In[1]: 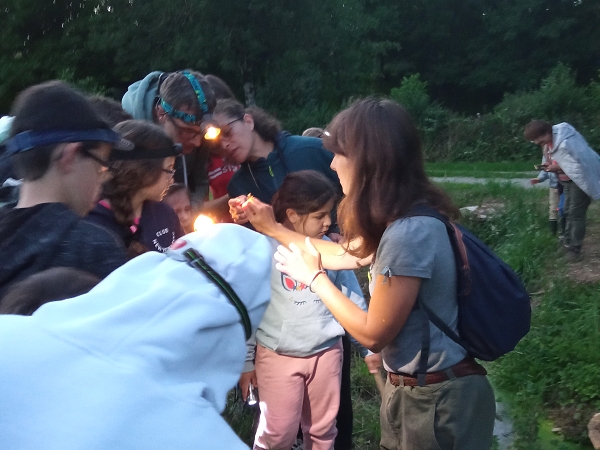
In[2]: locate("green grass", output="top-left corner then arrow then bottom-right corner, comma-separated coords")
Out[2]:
350,352 -> 382,450
439,181 -> 551,290
222,389 -> 257,446
426,161 -> 538,178
438,180 -> 599,449
538,420 -> 592,450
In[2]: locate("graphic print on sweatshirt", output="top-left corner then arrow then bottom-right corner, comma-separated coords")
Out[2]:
280,273 -> 322,305
152,227 -> 176,252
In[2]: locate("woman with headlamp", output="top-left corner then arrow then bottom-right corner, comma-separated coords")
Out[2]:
215,99 -> 340,218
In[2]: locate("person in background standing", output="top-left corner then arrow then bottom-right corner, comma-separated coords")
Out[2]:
525,120 -> 600,261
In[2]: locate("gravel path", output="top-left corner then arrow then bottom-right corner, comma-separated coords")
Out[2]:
432,176 -> 545,189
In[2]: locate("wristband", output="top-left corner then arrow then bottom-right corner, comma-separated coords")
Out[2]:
309,269 -> 327,293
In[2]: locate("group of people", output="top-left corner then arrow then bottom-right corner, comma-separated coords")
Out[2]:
526,120 -> 600,261
1,68 -> 560,450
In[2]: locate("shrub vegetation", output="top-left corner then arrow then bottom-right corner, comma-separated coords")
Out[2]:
387,64 -> 600,163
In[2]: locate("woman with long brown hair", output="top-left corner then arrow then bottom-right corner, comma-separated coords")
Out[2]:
240,97 -> 496,450
86,120 -> 184,257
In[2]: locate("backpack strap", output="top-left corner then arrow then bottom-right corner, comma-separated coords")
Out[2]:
416,301 -> 431,387
418,300 -> 465,350
404,205 -> 471,380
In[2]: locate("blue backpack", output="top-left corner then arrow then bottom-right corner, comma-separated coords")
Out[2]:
406,206 -> 531,373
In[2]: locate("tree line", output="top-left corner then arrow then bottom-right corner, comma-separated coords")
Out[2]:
1,0 -> 599,159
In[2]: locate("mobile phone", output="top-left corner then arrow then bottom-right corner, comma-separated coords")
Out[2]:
534,164 -> 548,171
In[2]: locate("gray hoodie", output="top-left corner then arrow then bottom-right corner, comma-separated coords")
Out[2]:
551,122 -> 600,199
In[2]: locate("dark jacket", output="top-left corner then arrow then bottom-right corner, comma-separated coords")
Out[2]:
227,132 -> 341,203
0,203 -> 127,301
85,201 -> 184,254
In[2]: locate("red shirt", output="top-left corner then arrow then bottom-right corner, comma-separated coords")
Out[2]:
207,156 -> 239,223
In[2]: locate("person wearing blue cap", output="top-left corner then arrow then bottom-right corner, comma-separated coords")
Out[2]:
85,120 -> 186,257
0,80 -> 134,302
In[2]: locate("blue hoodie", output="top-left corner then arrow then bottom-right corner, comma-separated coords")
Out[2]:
227,132 -> 340,204
0,224 -> 272,450
121,71 -> 162,121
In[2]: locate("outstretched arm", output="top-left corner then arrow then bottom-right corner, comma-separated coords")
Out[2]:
275,239 -> 420,352
241,196 -> 372,270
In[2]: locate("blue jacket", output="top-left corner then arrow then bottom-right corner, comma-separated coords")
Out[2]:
0,224 -> 272,450
121,71 -> 162,121
536,154 -> 559,189
227,132 -> 341,203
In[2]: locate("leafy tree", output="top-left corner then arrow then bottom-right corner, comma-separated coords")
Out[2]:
1,0 -> 599,118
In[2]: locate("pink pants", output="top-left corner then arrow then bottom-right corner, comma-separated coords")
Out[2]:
253,340 -> 343,450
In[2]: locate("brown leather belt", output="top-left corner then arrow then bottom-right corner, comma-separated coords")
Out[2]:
388,358 -> 487,387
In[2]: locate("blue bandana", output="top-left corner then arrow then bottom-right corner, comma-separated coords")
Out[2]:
5,129 -> 133,155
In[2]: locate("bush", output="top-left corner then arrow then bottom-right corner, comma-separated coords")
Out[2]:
390,74 -> 456,160
388,64 -> 600,162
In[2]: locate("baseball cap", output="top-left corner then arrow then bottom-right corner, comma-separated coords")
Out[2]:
5,81 -> 133,156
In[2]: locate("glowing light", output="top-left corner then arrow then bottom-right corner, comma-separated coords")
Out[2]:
241,193 -> 254,208
194,214 -> 215,232
204,126 -> 221,140
247,382 -> 258,406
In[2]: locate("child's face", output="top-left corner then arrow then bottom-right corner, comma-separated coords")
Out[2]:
141,157 -> 176,203
291,199 -> 334,239
163,190 -> 193,233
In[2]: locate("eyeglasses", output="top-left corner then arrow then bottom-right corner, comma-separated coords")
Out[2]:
219,118 -> 242,140
162,168 -> 176,179
80,148 -> 113,174
167,116 -> 202,141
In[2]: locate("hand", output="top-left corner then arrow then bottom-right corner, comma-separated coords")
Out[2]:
228,196 -> 249,224
530,178 -> 540,185
327,232 -> 344,244
274,237 -> 323,286
364,353 -> 383,374
244,197 -> 278,234
238,370 -> 257,402
545,162 -> 561,173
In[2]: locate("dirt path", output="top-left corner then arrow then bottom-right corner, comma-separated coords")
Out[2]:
566,201 -> 600,283
431,176 -> 545,189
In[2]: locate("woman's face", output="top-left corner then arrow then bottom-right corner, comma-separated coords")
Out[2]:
142,157 -> 176,202
330,153 -> 352,195
214,113 -> 255,164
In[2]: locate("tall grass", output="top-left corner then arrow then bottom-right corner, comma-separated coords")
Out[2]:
349,352 -> 381,450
